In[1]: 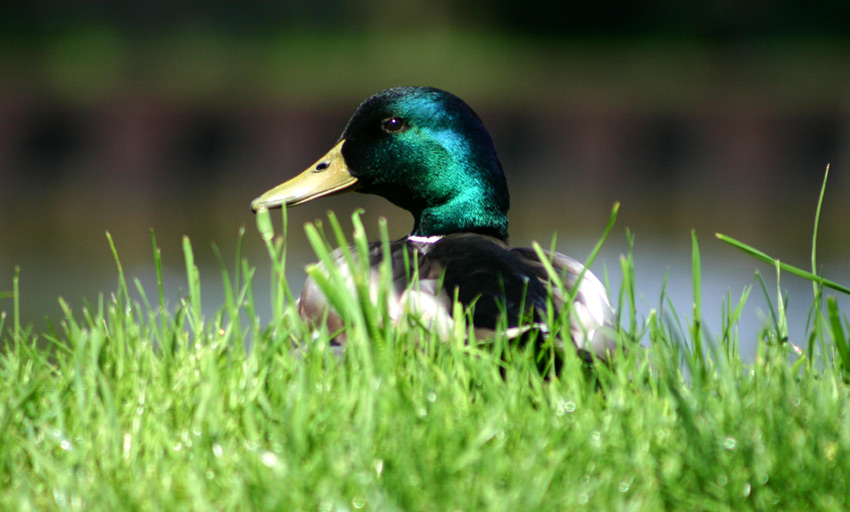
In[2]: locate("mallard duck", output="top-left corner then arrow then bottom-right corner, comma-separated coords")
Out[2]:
252,86 -> 616,361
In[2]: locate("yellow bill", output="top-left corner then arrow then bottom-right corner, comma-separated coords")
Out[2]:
251,140 -> 359,211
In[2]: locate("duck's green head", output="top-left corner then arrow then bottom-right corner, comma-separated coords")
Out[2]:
252,86 -> 510,240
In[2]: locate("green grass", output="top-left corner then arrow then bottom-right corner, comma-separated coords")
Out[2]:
3,190 -> 850,510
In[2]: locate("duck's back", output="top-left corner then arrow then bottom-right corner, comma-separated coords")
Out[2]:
297,233 -> 616,360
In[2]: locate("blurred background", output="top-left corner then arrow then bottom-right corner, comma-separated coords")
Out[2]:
2,1 -> 849,355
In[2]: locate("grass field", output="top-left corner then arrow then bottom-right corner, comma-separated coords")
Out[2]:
2,187 -> 850,510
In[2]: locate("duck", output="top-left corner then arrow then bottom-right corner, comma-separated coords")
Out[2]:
252,86 -> 617,362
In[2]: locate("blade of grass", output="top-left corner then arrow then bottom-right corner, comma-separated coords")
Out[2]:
618,229 -> 637,339
105,232 -> 129,305
302,221 -> 359,333
720,285 -> 751,355
148,230 -> 174,359
13,266 -> 20,342
715,233 -> 850,296
808,165 -> 830,361
826,296 -> 850,381
773,260 -> 789,345
690,230 -> 705,379
811,164 -> 829,299
212,243 -> 241,345
151,230 -> 166,317
255,206 -> 294,321
183,236 -> 203,338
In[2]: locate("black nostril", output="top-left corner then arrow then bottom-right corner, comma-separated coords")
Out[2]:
315,162 -> 329,172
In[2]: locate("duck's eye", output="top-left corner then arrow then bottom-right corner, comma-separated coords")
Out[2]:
381,117 -> 407,133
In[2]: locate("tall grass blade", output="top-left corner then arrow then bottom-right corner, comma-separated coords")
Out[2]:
13,266 -> 20,342
808,165 -> 830,360
773,260 -> 789,346
150,230 -> 166,315
149,230 -> 173,357
618,229 -> 637,338
255,206 -> 294,322
212,243 -> 240,345
182,236 -> 203,337
715,233 -> 850,296
811,164 -> 829,298
690,230 -> 705,375
105,232 -> 129,304
826,297 -> 850,381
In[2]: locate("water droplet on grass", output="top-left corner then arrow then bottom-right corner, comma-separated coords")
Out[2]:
123,433 -> 132,459
260,451 -> 278,468
591,430 -> 601,448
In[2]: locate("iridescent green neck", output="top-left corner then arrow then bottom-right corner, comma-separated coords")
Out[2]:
412,186 -> 509,240
355,144 -> 511,240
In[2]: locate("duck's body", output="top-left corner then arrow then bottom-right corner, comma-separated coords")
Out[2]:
253,87 -> 616,360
